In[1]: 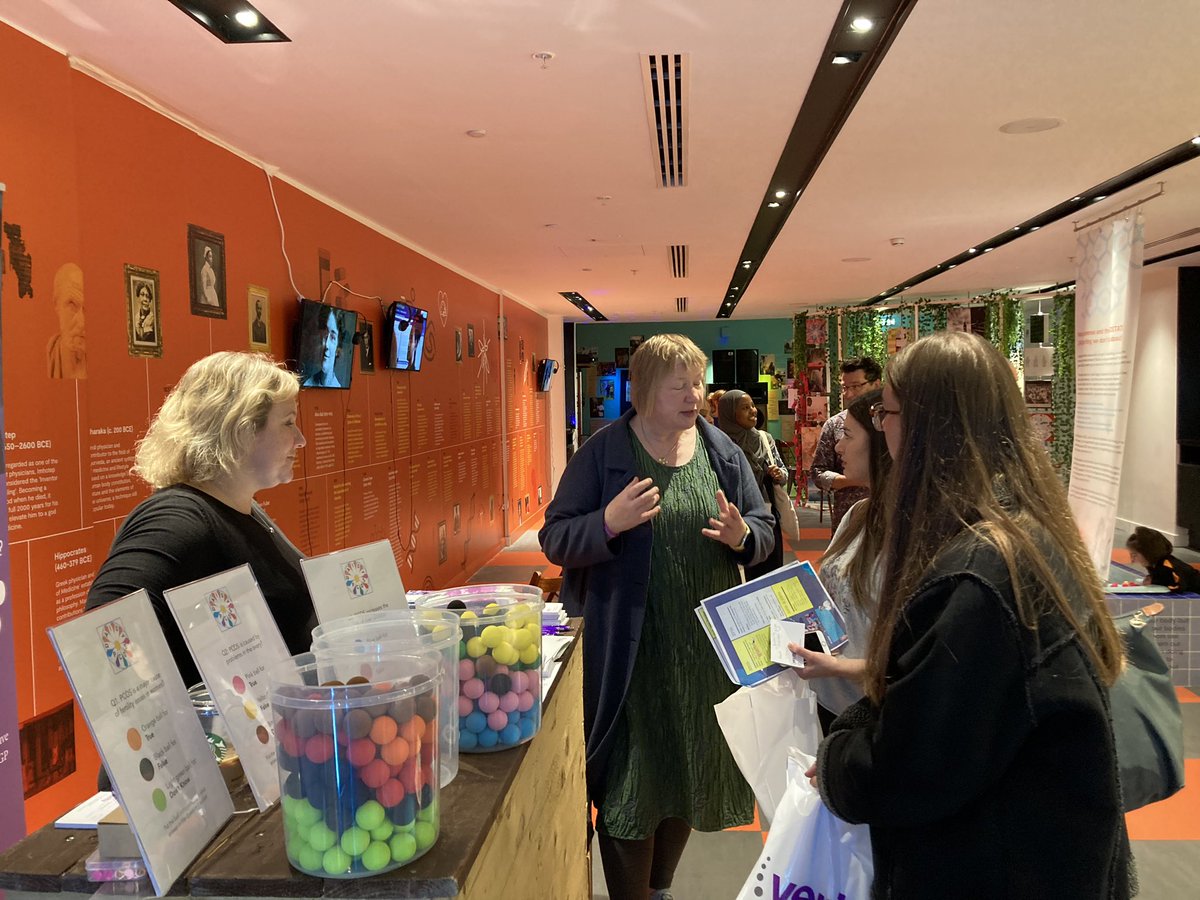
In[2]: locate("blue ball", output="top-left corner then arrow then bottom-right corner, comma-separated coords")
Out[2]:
519,717 -> 538,740
477,728 -> 499,749
459,728 -> 478,750
500,724 -> 521,745
507,710 -> 521,727
464,711 -> 487,734
387,793 -> 416,826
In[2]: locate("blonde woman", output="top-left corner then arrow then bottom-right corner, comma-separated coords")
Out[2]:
540,334 -> 773,900
87,352 -> 315,689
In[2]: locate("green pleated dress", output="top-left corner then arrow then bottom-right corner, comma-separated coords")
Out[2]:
595,431 -> 755,840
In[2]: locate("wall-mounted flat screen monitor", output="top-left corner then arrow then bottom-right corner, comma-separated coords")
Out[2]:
536,358 -> 558,392
383,301 -> 429,371
296,299 -> 357,389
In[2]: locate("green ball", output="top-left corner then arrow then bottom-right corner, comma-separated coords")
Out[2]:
389,831 -> 417,864
355,800 -> 386,832
413,820 -> 437,851
370,821 -> 395,842
307,823 -> 337,852
361,841 -> 392,872
392,820 -> 416,833
295,798 -> 323,825
416,799 -> 439,824
340,826 -> 371,857
295,820 -> 313,844
280,794 -> 298,820
296,843 -> 323,873
285,834 -> 305,859
322,845 -> 352,875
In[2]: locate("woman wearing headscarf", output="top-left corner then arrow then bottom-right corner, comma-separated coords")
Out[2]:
717,389 -> 786,580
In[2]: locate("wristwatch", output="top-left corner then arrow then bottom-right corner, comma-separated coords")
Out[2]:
732,523 -> 751,553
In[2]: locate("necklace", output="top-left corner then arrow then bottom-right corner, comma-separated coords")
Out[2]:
637,420 -> 686,465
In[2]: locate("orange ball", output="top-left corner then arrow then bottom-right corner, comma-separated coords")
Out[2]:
380,736 -> 410,766
399,715 -> 425,743
369,715 -> 398,745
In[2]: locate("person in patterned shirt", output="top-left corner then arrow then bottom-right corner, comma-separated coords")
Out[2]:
811,356 -> 881,531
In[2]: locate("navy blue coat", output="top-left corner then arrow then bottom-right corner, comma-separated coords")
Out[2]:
538,410 -> 775,801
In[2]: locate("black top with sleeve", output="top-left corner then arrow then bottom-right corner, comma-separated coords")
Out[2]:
86,484 -> 317,690
1149,554 -> 1200,592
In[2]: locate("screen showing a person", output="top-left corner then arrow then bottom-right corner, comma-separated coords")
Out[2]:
536,358 -> 557,391
296,299 -> 356,389
384,302 -> 429,371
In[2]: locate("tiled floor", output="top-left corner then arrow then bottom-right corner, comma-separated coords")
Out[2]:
475,500 -> 1200,898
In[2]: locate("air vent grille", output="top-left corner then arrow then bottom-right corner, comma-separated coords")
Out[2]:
676,297 -> 688,313
670,244 -> 688,278
641,53 -> 689,188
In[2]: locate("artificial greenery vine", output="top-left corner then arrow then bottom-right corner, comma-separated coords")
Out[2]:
792,313 -> 807,380
1050,292 -> 1075,481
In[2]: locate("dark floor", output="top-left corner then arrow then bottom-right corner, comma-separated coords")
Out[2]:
475,495 -> 1200,899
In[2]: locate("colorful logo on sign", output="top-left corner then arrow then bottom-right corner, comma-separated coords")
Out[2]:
206,588 -> 239,630
97,619 -> 134,672
343,558 -> 372,598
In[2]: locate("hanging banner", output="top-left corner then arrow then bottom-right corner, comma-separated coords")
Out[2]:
0,184 -> 30,851
1067,216 -> 1144,574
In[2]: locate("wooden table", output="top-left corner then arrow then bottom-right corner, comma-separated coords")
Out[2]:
0,627 -> 589,899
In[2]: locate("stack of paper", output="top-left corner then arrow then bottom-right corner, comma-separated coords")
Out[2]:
695,560 -> 848,687
542,602 -> 568,626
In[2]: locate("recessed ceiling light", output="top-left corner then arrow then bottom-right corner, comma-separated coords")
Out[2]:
466,129 -> 487,138
167,1 -> 288,42
1030,226 -> 1041,231
948,264 -> 957,269
984,247 -> 994,252
1012,226 -> 1021,231
596,195 -> 612,201
968,248 -> 978,253
1072,196 -> 1083,202
742,260 -> 752,265
1093,195 -> 1108,201
831,55 -> 852,65
234,9 -> 259,27
733,286 -> 740,290
849,17 -> 874,33
774,190 -> 788,199
998,117 -> 1064,134
1193,136 -> 1200,145
841,257 -> 871,263
767,201 -> 781,208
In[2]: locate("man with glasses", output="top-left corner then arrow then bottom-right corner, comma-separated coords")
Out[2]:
811,356 -> 882,531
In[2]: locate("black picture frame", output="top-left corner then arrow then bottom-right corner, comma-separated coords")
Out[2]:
187,224 -> 227,319
125,264 -> 162,358
359,322 -> 375,373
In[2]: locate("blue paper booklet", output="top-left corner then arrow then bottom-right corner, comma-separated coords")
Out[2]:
695,560 -> 848,686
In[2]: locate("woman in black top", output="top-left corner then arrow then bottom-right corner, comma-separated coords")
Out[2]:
87,351 -> 316,690
1126,525 -> 1200,592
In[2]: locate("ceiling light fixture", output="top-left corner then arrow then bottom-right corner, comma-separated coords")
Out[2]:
1193,136 -> 1200,145
968,247 -> 978,253
984,247 -> 994,252
532,50 -> 556,69
849,17 -> 874,32
774,190 -> 788,198
998,117 -> 1064,134
1093,194 -> 1108,201
167,1 -> 288,42
465,129 -> 487,138
831,53 -> 861,65
767,201 -> 781,208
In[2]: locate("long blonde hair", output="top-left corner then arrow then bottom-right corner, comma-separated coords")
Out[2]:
864,332 -> 1123,703
134,352 -> 299,489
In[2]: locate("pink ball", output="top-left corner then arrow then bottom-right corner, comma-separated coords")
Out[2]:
477,691 -> 500,714
487,710 -> 508,732
462,677 -> 485,700
499,691 -> 519,713
511,671 -> 528,694
458,659 -> 475,681
518,690 -> 536,712
457,696 -> 473,718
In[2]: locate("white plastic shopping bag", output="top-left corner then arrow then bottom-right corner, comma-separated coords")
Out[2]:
736,749 -> 873,900
715,668 -> 822,824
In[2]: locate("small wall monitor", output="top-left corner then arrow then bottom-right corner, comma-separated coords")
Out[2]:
296,298 -> 357,389
383,301 -> 429,371
536,358 -> 559,392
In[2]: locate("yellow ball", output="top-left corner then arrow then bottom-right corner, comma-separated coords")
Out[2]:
466,636 -> 487,658
481,625 -> 503,648
512,630 -> 533,651
520,644 -> 540,666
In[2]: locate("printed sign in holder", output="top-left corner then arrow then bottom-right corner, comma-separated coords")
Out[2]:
300,538 -> 408,623
165,564 -> 291,811
46,590 -> 234,896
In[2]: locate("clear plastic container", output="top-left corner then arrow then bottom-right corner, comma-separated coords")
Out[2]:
418,589 -> 544,753
269,650 -> 440,878
311,609 -> 461,787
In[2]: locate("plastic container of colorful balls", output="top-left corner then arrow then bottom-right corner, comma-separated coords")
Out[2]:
311,609 -> 461,787
269,649 -> 440,878
418,586 -> 544,753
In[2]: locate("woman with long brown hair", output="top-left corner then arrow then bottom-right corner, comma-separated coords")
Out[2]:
814,332 -> 1131,897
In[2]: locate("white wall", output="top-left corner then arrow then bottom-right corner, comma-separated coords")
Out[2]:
546,315 -> 567,493
1116,265 -> 1179,542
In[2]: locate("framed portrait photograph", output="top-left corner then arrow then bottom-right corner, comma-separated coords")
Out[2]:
614,347 -> 630,368
437,521 -> 448,564
187,224 -> 227,319
125,264 -> 162,358
455,328 -> 463,362
247,284 -> 270,351
359,322 -> 375,372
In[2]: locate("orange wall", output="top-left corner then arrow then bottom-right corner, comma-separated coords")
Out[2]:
0,23 -> 550,831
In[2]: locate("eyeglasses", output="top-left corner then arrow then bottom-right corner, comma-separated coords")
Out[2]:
840,378 -> 877,394
870,401 -> 899,431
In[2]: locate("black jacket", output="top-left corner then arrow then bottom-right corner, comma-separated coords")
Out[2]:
817,535 -> 1133,899
538,411 -> 774,801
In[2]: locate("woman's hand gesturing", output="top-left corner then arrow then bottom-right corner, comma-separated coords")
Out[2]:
603,477 -> 661,536
702,489 -> 749,548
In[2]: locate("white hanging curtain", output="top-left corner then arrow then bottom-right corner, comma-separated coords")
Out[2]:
1067,215 -> 1145,575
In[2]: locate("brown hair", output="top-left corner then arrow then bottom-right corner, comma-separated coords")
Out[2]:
821,389 -> 889,606
864,332 -> 1123,703
628,334 -> 708,418
1126,526 -> 1172,566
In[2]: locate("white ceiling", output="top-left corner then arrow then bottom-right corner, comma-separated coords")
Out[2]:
5,0 -> 1200,321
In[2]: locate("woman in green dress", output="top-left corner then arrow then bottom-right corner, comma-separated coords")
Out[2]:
540,334 -> 775,900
